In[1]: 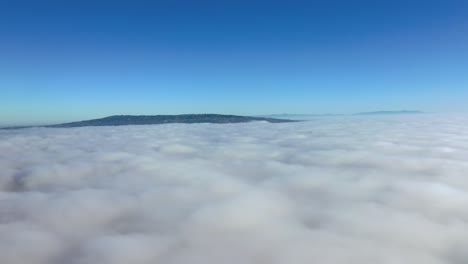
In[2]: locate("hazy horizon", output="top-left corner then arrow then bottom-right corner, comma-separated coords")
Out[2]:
0,109 -> 438,127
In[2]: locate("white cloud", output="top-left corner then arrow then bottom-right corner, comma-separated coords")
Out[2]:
1,114 -> 468,264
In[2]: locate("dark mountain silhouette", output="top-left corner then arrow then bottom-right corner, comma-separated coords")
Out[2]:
1,114 -> 296,129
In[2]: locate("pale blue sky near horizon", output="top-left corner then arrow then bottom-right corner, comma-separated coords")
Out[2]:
1,0 -> 468,126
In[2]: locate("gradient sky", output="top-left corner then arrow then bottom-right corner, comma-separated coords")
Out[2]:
1,0 -> 468,125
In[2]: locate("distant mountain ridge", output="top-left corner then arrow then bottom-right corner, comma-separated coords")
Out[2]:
259,111 -> 424,119
2,114 -> 296,129
259,114 -> 343,120
1,112 -> 426,129
353,110 -> 423,116
260,113 -> 343,117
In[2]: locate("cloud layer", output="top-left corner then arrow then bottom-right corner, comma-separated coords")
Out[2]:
1,114 -> 468,264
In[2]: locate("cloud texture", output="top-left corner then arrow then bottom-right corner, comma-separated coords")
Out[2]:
1,114 -> 468,264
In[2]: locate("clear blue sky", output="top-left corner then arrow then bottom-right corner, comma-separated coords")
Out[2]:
1,0 -> 467,125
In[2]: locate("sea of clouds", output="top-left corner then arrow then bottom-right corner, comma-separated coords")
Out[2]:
1,114 -> 468,264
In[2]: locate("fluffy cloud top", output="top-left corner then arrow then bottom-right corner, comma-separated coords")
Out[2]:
1,114 -> 468,264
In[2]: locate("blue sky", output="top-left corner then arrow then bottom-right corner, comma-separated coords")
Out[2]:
1,0 -> 468,125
